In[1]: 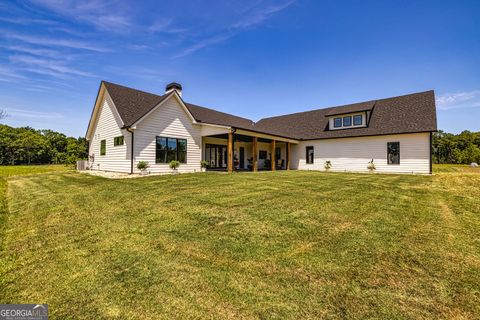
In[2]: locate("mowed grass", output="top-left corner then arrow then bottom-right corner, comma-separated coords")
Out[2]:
0,165 -> 479,319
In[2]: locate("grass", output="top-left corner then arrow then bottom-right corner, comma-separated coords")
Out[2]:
0,164 -> 479,319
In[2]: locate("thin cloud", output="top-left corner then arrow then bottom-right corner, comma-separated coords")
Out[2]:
436,90 -> 480,110
28,0 -> 132,32
5,33 -> 109,52
1,44 -> 62,58
172,0 -> 296,59
172,33 -> 234,59
5,107 -> 64,119
10,54 -> 94,78
232,0 -> 296,29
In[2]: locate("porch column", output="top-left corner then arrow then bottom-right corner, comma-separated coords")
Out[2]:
228,132 -> 233,173
287,142 -> 291,170
252,137 -> 258,172
271,139 -> 276,171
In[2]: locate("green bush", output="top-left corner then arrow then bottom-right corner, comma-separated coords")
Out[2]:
137,161 -> 150,170
200,160 -> 208,168
169,160 -> 180,170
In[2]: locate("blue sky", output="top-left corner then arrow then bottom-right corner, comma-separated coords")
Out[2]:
0,0 -> 479,137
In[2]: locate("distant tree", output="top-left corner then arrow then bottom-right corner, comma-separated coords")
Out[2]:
0,124 -> 88,165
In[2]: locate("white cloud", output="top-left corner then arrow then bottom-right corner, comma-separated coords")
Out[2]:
172,33 -> 234,59
5,33 -> 109,52
436,90 -> 480,110
28,0 -> 131,32
232,0 -> 296,29
9,55 -> 94,78
5,107 -> 63,119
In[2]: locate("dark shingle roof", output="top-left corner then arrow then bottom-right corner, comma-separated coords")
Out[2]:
100,81 -> 437,140
184,102 -> 254,130
103,81 -> 170,127
255,90 -> 437,140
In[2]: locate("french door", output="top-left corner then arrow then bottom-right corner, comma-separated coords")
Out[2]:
205,144 -> 228,169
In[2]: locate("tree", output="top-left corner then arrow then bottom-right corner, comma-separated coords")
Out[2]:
0,109 -> 7,120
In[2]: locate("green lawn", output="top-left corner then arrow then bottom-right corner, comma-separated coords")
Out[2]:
0,165 -> 479,319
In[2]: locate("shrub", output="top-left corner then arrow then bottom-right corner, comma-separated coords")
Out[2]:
324,160 -> 332,170
367,159 -> 376,171
137,161 -> 150,170
200,160 -> 208,168
169,160 -> 180,170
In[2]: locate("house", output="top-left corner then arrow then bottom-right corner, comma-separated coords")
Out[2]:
85,81 -> 437,174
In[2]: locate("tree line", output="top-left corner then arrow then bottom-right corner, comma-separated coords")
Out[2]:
432,130 -> 480,164
0,124 -> 88,165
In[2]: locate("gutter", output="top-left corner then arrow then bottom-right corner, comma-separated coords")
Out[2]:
125,126 -> 135,174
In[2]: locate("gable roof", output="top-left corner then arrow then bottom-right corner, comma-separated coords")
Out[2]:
94,81 -> 436,140
103,81 -> 171,127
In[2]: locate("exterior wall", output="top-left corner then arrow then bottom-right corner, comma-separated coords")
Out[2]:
134,96 -> 202,173
88,92 -> 131,173
291,132 -> 431,174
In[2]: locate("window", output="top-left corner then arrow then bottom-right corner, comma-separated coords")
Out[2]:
387,142 -> 400,165
259,150 -> 267,160
114,136 -> 124,146
100,139 -> 106,156
353,115 -> 362,126
306,146 -> 314,164
334,117 -> 342,128
343,116 -> 352,127
275,147 -> 281,160
156,137 -> 187,163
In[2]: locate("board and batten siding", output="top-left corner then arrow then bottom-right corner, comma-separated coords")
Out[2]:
133,96 -> 202,173
88,92 -> 131,173
291,132 -> 431,174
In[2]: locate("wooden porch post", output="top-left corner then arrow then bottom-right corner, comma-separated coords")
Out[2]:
287,142 -> 291,170
228,132 -> 233,173
271,139 -> 276,171
252,137 -> 258,172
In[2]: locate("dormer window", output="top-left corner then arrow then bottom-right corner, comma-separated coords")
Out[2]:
334,118 -> 342,128
353,115 -> 362,126
329,112 -> 367,130
343,116 -> 352,126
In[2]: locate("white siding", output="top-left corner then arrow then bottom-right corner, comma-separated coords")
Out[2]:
291,132 -> 431,174
134,96 -> 202,173
88,92 -> 131,173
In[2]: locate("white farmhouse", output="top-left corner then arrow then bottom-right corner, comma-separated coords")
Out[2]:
86,81 -> 437,174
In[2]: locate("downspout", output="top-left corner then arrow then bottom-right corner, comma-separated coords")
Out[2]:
429,131 -> 433,175
126,127 -> 134,174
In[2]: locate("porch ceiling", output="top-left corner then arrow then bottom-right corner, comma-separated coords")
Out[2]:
203,129 -> 299,144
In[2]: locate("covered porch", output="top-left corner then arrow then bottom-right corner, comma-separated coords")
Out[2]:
202,129 -> 298,172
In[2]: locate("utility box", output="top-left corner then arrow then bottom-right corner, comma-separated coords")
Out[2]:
76,160 -> 89,171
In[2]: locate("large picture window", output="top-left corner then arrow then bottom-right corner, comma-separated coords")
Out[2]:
306,146 -> 314,164
156,137 -> 187,163
387,142 -> 400,165
100,139 -> 106,156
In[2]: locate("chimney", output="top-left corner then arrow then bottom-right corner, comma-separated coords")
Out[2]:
165,82 -> 182,97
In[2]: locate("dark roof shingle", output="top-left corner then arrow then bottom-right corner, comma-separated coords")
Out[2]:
100,81 -> 437,140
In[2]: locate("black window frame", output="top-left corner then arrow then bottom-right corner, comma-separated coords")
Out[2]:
353,115 -> 362,126
306,146 -> 314,164
387,142 -> 400,165
113,136 -> 124,146
342,116 -> 352,127
333,117 -> 342,128
155,136 -> 187,164
100,139 -> 106,156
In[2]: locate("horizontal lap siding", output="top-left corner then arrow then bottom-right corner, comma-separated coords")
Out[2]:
134,97 -> 202,173
291,133 -> 430,174
89,93 -> 131,173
